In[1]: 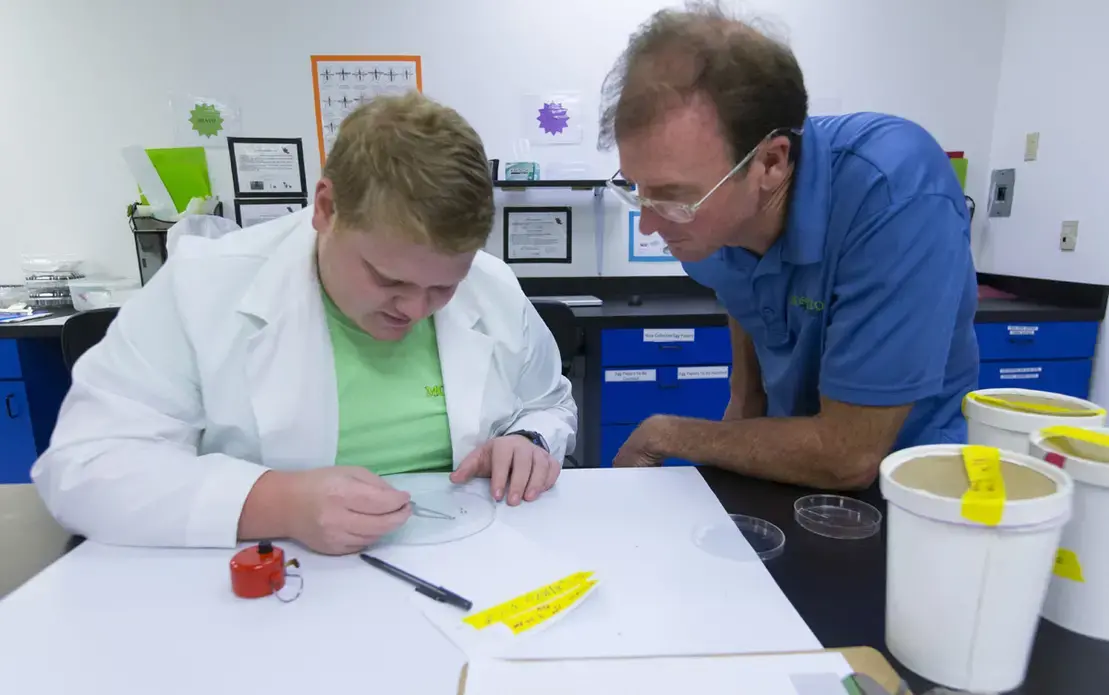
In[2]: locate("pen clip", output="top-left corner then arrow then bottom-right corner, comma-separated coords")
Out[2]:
415,584 -> 445,603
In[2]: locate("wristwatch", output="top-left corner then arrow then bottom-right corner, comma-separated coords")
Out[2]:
507,429 -> 549,453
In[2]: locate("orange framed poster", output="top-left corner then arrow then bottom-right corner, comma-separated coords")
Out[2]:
310,54 -> 423,166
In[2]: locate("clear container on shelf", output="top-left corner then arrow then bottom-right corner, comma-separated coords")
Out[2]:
20,253 -> 83,275
0,285 -> 30,309
68,276 -> 140,311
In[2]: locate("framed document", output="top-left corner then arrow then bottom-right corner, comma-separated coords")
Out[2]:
234,198 -> 308,227
503,207 -> 572,264
228,137 -> 308,198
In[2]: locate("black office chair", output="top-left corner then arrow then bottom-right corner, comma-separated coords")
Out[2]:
529,299 -> 581,377
530,299 -> 582,467
60,307 -> 120,370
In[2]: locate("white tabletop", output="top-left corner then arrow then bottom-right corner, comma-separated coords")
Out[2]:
0,468 -> 820,694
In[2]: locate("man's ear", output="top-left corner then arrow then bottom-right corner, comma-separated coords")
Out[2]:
758,136 -> 794,193
313,179 -> 337,233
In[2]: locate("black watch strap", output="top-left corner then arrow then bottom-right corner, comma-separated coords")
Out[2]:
507,429 -> 549,453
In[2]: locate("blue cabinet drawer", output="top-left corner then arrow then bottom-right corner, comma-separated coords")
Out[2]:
601,365 -> 731,424
0,340 -> 20,379
601,327 -> 731,367
600,425 -> 699,468
0,381 -> 38,484
975,321 -> 1098,361
977,359 -> 1093,399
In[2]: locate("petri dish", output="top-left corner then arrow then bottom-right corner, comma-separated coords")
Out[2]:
380,488 -> 495,546
694,513 -> 785,562
794,495 -> 882,540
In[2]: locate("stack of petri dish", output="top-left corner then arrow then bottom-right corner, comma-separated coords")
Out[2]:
21,254 -> 84,311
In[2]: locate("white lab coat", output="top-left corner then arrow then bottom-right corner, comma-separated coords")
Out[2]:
32,208 -> 576,549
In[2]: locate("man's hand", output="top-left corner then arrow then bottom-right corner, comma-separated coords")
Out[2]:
272,467 -> 413,555
450,435 -> 560,506
612,416 -> 667,467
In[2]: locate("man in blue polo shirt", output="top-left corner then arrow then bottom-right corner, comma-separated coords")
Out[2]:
599,7 -> 978,488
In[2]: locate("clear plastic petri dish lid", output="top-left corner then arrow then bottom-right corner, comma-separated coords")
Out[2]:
794,494 -> 882,540
693,513 -> 785,562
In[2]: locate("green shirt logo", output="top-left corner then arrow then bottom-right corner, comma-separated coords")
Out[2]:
790,295 -> 825,312
425,385 -> 444,397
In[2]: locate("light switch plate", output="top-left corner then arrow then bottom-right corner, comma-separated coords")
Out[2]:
1025,132 -> 1040,161
1060,220 -> 1078,251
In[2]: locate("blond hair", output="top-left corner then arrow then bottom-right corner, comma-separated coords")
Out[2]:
323,91 -> 494,254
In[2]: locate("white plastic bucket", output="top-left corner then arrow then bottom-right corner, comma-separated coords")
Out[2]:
963,388 -> 1105,455
1029,426 -> 1109,640
879,444 -> 1074,693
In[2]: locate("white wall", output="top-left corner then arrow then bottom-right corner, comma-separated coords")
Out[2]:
979,0 -> 1109,407
0,0 -> 1007,283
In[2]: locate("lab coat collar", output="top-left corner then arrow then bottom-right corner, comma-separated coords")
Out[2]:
236,209 -> 320,325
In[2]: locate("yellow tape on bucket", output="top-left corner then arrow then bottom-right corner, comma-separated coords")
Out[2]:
961,445 -> 1006,526
1041,426 -> 1109,449
1054,549 -> 1086,583
965,393 -> 1105,417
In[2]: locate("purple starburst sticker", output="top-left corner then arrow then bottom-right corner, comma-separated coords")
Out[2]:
537,101 -> 570,135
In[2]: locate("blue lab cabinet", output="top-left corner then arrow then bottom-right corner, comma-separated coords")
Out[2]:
0,338 -> 69,484
599,327 -> 732,467
597,320 -> 1101,467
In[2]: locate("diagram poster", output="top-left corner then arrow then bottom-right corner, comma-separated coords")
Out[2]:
311,55 -> 422,165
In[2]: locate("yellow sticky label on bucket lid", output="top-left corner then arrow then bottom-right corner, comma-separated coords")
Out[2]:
1054,549 -> 1085,583
965,392 -> 1105,417
961,445 -> 1006,526
1041,426 -> 1109,449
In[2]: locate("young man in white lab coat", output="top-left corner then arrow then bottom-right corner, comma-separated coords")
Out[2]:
32,93 -> 577,555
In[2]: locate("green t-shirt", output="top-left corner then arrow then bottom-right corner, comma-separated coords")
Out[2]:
322,290 -> 453,475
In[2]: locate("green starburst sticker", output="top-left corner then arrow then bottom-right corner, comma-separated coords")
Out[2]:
188,103 -> 224,138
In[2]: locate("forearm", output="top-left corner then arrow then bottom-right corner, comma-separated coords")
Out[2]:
238,470 -> 297,541
723,387 -> 767,420
650,414 -> 878,489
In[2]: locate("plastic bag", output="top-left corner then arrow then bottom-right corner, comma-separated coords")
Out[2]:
166,215 -> 242,255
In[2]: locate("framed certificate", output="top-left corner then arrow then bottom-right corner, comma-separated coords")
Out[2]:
234,198 -> 308,227
503,207 -> 572,264
228,137 -> 308,198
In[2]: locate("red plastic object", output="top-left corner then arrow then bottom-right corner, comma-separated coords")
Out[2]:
230,541 -> 288,598
1044,452 -> 1066,469
946,150 -> 965,159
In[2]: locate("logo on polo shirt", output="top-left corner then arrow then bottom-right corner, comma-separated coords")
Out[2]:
790,295 -> 824,312
425,384 -> 445,397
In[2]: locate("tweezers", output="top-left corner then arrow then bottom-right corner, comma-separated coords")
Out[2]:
410,502 -> 456,520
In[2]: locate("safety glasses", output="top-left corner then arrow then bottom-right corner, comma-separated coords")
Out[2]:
607,127 -> 802,224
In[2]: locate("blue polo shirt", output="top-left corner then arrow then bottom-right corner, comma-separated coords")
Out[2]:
684,113 -> 979,450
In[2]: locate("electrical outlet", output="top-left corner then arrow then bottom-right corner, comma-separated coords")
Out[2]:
1025,132 -> 1040,161
1060,220 -> 1078,251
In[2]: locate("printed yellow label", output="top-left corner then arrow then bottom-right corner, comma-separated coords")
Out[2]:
1054,549 -> 1086,583
965,393 -> 1105,417
1041,426 -> 1109,449
961,445 -> 1006,526
463,571 -> 594,629
503,579 -> 599,635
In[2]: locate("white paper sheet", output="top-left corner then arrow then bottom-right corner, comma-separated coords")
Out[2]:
235,200 -> 306,227
372,520 -> 598,658
462,651 -> 855,695
230,141 -> 305,196
628,210 -> 676,262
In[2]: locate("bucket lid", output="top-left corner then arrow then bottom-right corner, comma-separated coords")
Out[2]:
1029,426 -> 1109,488
879,444 -> 1073,528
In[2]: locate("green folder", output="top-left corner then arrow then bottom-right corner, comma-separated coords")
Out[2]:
950,157 -> 968,191
140,147 -> 212,213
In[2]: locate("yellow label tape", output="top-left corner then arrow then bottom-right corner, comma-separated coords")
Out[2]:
961,445 -> 1006,526
463,571 -> 594,630
1041,425 -> 1109,449
503,579 -> 599,635
965,393 -> 1105,417
1054,549 -> 1085,583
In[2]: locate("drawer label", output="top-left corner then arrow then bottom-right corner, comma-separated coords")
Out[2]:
678,366 -> 729,380
605,369 -> 657,382
999,366 -> 1041,380
643,328 -> 694,343
1007,325 -> 1039,336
